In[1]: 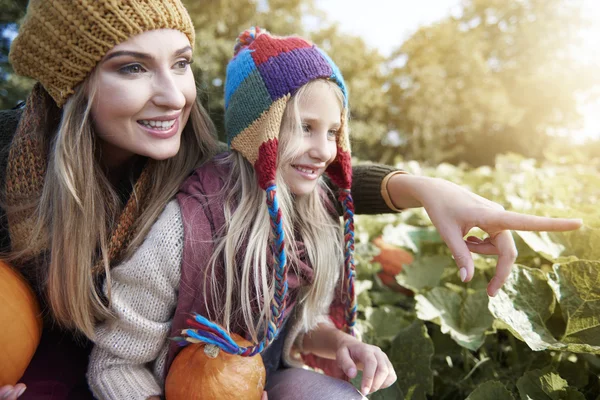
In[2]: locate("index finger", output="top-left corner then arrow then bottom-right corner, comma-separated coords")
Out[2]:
485,211 -> 582,232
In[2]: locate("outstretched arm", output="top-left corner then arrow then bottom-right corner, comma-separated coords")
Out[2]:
325,164 -> 403,216
384,173 -> 582,296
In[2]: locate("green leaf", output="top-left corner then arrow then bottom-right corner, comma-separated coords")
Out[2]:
563,388 -> 586,400
549,226 -> 600,262
382,224 -> 442,254
439,255 -> 494,291
465,380 -> 515,400
515,231 -> 566,261
390,320 -> 434,399
358,291 -> 372,312
370,290 -> 409,307
364,305 -> 413,344
516,368 -> 584,400
557,355 -> 589,389
357,280 -> 374,312
415,287 -> 494,350
491,262 -> 600,355
488,265 -> 558,351
355,242 -> 383,279
396,255 -> 452,292
368,383 -> 406,400
351,372 -> 406,400
547,260 -> 600,351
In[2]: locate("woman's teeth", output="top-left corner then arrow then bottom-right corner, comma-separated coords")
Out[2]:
294,165 -> 315,174
138,119 -> 176,130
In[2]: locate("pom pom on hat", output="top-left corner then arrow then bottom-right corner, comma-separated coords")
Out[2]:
234,26 -> 265,56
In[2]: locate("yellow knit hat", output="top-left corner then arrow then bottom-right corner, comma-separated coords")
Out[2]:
9,0 -> 195,107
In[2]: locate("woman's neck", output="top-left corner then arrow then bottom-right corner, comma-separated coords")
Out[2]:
104,155 -> 146,195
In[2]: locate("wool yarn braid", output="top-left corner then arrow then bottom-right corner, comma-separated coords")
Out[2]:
339,189 -> 356,336
175,183 -> 289,356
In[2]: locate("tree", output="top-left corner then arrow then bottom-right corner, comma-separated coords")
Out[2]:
310,25 -> 393,164
388,0 -> 600,166
0,0 -> 31,110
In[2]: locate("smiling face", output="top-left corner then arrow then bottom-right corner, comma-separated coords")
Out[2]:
90,29 -> 196,168
280,80 -> 344,196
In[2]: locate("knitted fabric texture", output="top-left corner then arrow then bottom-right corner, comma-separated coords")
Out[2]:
9,0 -> 195,107
179,27 -> 356,359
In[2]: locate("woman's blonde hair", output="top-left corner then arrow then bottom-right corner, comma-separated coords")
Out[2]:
7,70 -> 217,339
206,80 -> 347,342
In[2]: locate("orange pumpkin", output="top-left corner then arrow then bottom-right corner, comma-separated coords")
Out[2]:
0,261 -> 43,385
376,271 -> 414,296
165,333 -> 266,400
372,236 -> 414,276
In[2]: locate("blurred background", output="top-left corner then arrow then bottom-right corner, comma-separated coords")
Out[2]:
1,0 -> 599,167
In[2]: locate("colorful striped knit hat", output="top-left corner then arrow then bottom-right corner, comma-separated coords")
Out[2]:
178,27 -> 357,356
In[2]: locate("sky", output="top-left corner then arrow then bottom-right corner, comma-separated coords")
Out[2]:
315,0 -> 462,57
313,0 -> 600,142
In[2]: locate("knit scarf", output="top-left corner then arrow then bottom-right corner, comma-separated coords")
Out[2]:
4,83 -> 152,274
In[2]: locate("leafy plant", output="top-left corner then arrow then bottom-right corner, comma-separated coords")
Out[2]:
353,154 -> 600,399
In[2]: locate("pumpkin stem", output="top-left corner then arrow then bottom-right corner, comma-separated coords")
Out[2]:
204,344 -> 220,359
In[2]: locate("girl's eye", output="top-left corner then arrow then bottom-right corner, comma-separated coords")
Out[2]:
119,64 -> 146,75
327,129 -> 338,140
301,124 -> 310,133
174,59 -> 193,70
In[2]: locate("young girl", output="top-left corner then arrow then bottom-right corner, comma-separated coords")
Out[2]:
88,27 -> 393,400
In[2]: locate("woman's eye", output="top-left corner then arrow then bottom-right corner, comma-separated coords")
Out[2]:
175,59 -> 192,69
301,124 -> 310,133
119,64 -> 145,74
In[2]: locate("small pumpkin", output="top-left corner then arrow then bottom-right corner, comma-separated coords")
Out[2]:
165,333 -> 266,400
376,271 -> 414,296
0,261 -> 43,385
372,236 -> 414,276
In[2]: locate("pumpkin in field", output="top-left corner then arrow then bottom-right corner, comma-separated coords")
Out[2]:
376,271 -> 414,296
371,236 -> 414,276
0,261 -> 43,385
165,333 -> 266,400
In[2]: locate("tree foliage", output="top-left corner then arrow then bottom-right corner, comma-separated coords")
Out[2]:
388,0 -> 599,165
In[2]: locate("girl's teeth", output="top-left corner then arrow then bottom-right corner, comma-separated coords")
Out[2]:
295,166 -> 315,174
138,119 -> 176,130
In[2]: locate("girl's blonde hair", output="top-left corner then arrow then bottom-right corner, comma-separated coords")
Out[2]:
207,80 -> 347,342
7,70 -> 217,339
